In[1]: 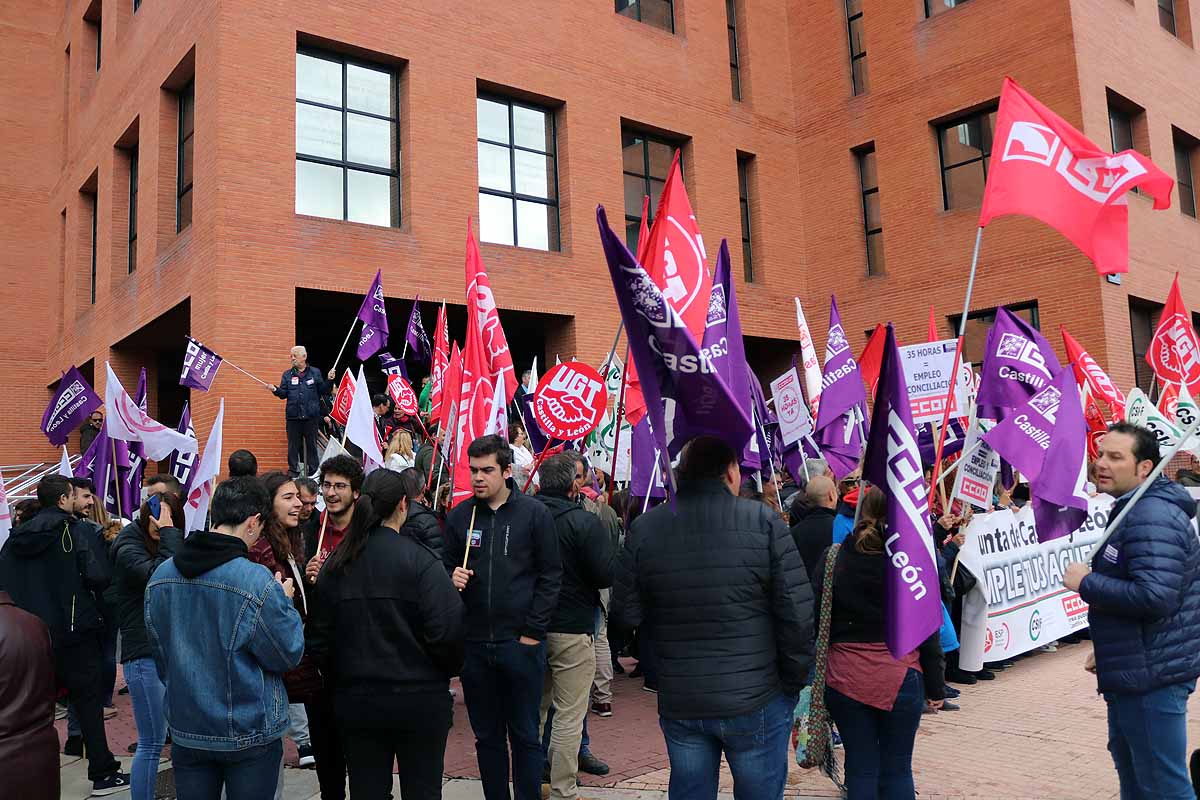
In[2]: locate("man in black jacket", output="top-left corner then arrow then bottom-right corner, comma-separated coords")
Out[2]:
270,346 -> 334,478
790,474 -> 838,583
0,475 -> 129,795
611,436 -> 813,800
446,435 -> 562,800
534,454 -> 614,800
398,467 -> 447,564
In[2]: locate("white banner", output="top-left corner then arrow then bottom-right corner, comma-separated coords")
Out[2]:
770,367 -> 814,446
957,495 -> 1113,671
952,418 -> 999,509
899,340 -> 972,425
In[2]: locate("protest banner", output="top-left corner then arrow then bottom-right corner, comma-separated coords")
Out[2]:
769,367 -> 813,446
956,495 -> 1113,671
533,362 -> 607,441
952,417 -> 999,508
899,339 -> 971,425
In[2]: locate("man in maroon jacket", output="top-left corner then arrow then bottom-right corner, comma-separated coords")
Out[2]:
0,590 -> 59,800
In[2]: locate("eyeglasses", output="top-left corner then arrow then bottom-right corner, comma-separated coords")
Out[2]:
321,481 -> 351,492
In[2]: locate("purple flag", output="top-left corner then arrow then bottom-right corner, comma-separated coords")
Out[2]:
597,207 -> 752,464
814,297 -> 867,480
378,351 -> 408,379
121,369 -> 149,516
917,419 -> 966,466
168,403 -> 199,497
629,416 -> 666,499
75,421 -> 128,516
180,337 -> 222,391
703,241 -> 757,468
745,365 -> 774,473
976,308 -> 1061,421
356,270 -> 389,360
982,366 -> 1089,541
42,365 -> 102,447
405,296 -> 432,365
862,324 -> 944,659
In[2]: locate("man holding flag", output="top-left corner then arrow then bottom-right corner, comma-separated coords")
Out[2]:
270,346 -> 334,478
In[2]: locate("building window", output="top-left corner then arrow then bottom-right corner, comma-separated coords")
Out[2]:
616,0 -> 674,33
476,96 -> 559,251
134,0 -> 141,10
936,108 -> 996,210
925,0 -> 970,16
88,193 -> 98,304
1160,0 -> 1177,34
128,147 -> 138,272
737,155 -> 754,282
177,80 -> 194,232
1174,127 -> 1198,218
949,302 -> 1039,365
621,129 -> 676,253
84,1 -> 103,72
727,0 -> 742,101
1109,107 -> 1135,153
856,145 -> 883,275
295,50 -> 400,227
846,0 -> 868,95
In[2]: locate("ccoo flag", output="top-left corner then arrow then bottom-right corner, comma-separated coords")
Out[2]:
976,308 -> 1061,421
42,365 -> 103,447
356,270 -> 389,361
862,324 -> 944,659
979,77 -> 1174,275
983,366 -> 1089,541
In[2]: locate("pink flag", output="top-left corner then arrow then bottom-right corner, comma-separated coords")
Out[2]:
1146,274 -> 1200,395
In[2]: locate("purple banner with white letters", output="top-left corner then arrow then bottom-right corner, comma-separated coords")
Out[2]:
168,403 -> 199,497
976,308 -> 1061,421
42,365 -> 102,446
179,338 -> 222,392
356,270 -> 389,360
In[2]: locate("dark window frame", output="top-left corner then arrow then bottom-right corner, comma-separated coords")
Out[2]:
1159,0 -> 1177,34
621,129 -> 678,253
476,94 -> 560,251
737,154 -> 753,282
935,108 -> 997,210
948,301 -> 1040,364
134,0 -> 141,10
88,193 -> 98,305
176,80 -> 194,232
1109,106 -> 1135,154
615,0 -> 675,33
1175,130 -> 1197,218
295,48 -> 401,227
846,0 -> 867,96
924,0 -> 971,17
726,0 -> 742,101
128,146 -> 138,273
856,145 -> 882,276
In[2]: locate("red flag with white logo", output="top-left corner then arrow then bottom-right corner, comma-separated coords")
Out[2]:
1158,381 -> 1180,419
466,223 -> 517,402
439,342 -> 462,432
429,302 -> 450,420
1061,326 -> 1127,420
980,77 -> 1174,274
1147,275 -> 1200,395
1082,384 -> 1108,460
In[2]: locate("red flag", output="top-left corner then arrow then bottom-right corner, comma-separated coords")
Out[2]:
859,324 -> 887,400
1082,383 -> 1108,460
1158,382 -> 1180,418
438,342 -> 462,431
1147,274 -> 1200,394
1061,326 -> 1127,420
623,195 -> 654,426
980,77 -> 1174,274
927,306 -> 938,343
329,371 -> 355,426
466,223 -> 517,402
428,303 -> 450,420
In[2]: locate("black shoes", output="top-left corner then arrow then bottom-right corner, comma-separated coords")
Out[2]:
578,752 -> 610,776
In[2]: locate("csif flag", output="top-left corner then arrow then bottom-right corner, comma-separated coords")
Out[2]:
104,363 -> 198,462
862,324 -> 944,659
1146,274 -> 1200,395
979,77 -> 1174,275
184,399 -> 224,535
356,270 -> 389,360
1061,326 -> 1126,419
976,308 -> 1061,421
42,365 -> 102,447
466,223 -> 517,402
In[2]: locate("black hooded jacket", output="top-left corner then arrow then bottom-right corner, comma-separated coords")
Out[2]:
401,500 -> 446,564
535,493 -> 615,635
0,507 -> 108,644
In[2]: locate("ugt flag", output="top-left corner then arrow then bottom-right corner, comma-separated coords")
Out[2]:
105,363 -> 198,462
180,337 -> 222,391
979,77 -> 1174,275
814,296 -> 867,480
862,324 -> 943,659
976,307 -> 1061,421
983,366 -> 1089,542
42,365 -> 102,447
356,270 -> 389,360
1146,274 -> 1200,395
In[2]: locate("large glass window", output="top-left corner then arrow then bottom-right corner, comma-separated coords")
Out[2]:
846,0 -> 868,95
616,0 -> 674,33
295,50 -> 400,227
737,155 -> 754,282
128,147 -> 138,273
856,145 -> 883,275
476,96 -> 559,250
177,80 -> 194,232
621,129 -> 675,253
936,109 -> 996,210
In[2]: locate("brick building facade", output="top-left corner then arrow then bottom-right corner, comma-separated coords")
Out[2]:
1,0 -> 1197,471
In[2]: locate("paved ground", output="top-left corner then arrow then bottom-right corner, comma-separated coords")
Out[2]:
60,643 -> 1199,799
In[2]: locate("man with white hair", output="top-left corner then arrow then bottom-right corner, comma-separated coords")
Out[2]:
271,346 -> 334,478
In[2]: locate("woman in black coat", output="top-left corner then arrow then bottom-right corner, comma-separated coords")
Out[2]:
306,469 -> 464,800
397,467 -> 448,565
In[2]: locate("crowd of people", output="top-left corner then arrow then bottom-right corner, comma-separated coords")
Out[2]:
1,386 -> 1198,800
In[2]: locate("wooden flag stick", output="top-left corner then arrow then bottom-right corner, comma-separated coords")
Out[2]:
461,505 -> 477,571
312,511 -> 330,581
110,438 -> 124,521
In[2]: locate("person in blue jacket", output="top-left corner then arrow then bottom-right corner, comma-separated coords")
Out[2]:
1064,422 -> 1200,800
270,346 -> 333,478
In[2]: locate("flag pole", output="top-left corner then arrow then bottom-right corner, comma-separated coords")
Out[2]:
331,316 -> 359,376
606,344 -> 631,505
110,438 -> 124,521
460,505 -> 477,574
219,357 -> 274,391
929,226 -> 984,511
522,439 -> 557,493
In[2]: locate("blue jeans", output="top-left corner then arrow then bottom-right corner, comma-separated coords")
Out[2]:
125,658 -> 167,800
659,691 -> 795,800
1105,680 -> 1197,800
172,739 -> 283,800
825,667 -> 925,800
460,639 -> 547,800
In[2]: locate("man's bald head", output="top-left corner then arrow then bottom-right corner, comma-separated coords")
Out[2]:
806,475 -> 838,510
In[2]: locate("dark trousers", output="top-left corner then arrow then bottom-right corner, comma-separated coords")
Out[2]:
54,632 -> 119,782
335,689 -> 453,800
305,690 -> 347,800
172,739 -> 282,800
286,417 -> 320,477
460,639 -> 547,800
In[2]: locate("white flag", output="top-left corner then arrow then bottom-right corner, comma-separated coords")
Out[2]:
58,446 -> 74,478
484,374 -> 509,439
0,468 -> 12,548
794,298 -> 824,413
184,399 -> 224,535
345,367 -> 384,467
319,436 -> 348,470
529,357 -> 539,391
104,362 -> 198,461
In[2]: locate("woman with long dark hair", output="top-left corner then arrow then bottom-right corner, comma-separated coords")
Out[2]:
816,486 -> 945,800
109,490 -> 186,800
307,469 -> 465,800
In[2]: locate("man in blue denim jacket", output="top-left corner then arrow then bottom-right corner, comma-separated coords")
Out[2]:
146,477 -> 305,799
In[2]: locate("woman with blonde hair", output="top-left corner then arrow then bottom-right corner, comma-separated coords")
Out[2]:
384,428 -> 416,472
